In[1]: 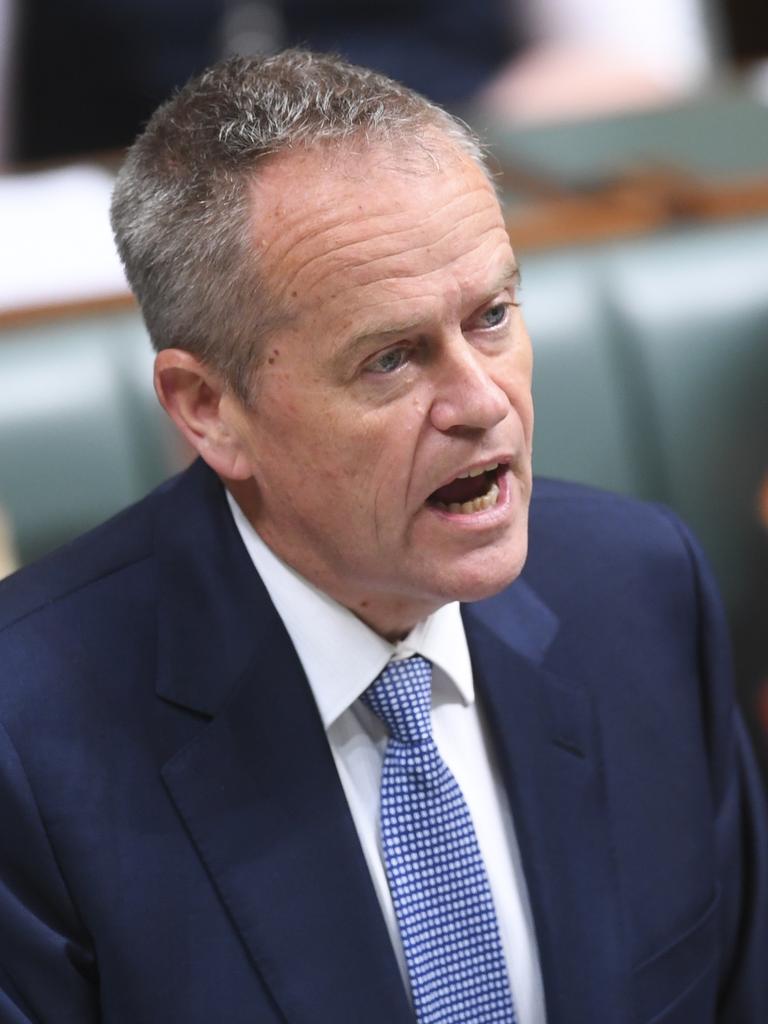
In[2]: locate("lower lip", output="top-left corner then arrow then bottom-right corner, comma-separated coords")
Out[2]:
426,467 -> 516,529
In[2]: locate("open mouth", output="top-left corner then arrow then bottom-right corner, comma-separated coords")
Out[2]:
427,461 -> 505,515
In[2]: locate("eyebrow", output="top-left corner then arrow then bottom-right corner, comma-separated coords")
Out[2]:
342,259 -> 521,354
489,259 -> 521,297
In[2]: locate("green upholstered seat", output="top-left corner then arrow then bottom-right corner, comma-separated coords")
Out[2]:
603,218 -> 768,612
0,310 -> 180,565
522,246 -> 638,498
525,219 -> 768,611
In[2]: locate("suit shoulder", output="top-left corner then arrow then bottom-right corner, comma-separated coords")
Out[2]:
530,477 -> 686,550
525,476 -> 708,605
0,472 -> 181,635
532,476 -> 656,514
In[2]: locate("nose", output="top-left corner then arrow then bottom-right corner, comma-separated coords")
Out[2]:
429,337 -> 510,434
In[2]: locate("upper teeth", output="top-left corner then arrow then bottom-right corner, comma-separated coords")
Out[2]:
456,461 -> 499,480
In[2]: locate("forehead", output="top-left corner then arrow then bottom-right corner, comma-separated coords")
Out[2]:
248,142 -> 512,320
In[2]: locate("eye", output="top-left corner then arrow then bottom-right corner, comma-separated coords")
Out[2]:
479,302 -> 511,329
366,346 -> 410,375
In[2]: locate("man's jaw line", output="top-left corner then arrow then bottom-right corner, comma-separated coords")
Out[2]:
351,463 -> 527,639
226,455 -> 526,640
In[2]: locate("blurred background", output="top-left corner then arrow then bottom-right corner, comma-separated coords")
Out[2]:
1,0 -> 767,773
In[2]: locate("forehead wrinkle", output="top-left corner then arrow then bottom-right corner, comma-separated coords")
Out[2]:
326,233 -> 515,351
331,203 -> 504,284
329,228 -> 509,312
257,176 -> 501,302
274,198 -> 505,306
358,223 -> 507,294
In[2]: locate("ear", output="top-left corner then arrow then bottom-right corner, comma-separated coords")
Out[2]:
153,349 -> 253,480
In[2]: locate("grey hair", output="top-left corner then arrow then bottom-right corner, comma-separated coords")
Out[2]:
110,49 -> 490,402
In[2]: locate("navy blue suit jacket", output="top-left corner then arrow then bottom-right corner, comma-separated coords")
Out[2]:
0,459 -> 766,1022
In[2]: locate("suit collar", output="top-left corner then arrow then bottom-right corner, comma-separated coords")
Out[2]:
154,460 -> 414,1023
154,459 -> 270,716
463,587 -> 628,1023
463,573 -> 560,666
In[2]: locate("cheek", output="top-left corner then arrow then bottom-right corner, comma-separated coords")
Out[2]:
507,337 -> 534,402
336,421 -> 420,521
499,362 -> 532,415
520,388 -> 534,439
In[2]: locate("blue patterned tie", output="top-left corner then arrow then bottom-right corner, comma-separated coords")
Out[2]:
362,655 -> 517,1024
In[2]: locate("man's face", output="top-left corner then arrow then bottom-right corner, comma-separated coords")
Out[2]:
225,141 -> 534,638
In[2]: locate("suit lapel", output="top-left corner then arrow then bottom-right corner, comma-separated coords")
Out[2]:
154,462 -> 413,1024
463,585 -> 629,1024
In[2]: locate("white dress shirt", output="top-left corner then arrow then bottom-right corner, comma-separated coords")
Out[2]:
227,492 -> 547,1024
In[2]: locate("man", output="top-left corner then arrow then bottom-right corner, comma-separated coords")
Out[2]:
0,51 -> 766,1024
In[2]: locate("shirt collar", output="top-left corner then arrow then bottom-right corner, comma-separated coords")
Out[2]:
226,490 -> 474,728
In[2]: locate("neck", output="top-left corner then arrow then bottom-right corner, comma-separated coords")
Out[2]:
347,598 -> 434,644
226,479 -> 442,642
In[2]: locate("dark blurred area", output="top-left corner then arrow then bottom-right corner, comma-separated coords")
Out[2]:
13,0 -> 220,161
14,0 -> 222,160
11,0 -> 521,163
726,0 -> 768,63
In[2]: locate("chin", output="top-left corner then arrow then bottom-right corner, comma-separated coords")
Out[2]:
438,538 -> 529,605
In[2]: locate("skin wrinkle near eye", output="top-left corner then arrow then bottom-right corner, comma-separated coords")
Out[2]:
345,316 -> 510,390
332,260 -> 521,372
365,339 -> 426,377
360,319 -> 520,414
362,300 -> 516,379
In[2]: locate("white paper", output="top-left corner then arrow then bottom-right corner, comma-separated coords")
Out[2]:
0,164 -> 130,311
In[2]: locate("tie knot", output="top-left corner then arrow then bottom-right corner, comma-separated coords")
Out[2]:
362,655 -> 433,745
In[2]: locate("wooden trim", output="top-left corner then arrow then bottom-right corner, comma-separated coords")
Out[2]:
0,292 -> 137,331
506,165 -> 768,251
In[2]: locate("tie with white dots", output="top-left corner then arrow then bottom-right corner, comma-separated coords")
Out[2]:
362,655 -> 517,1024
